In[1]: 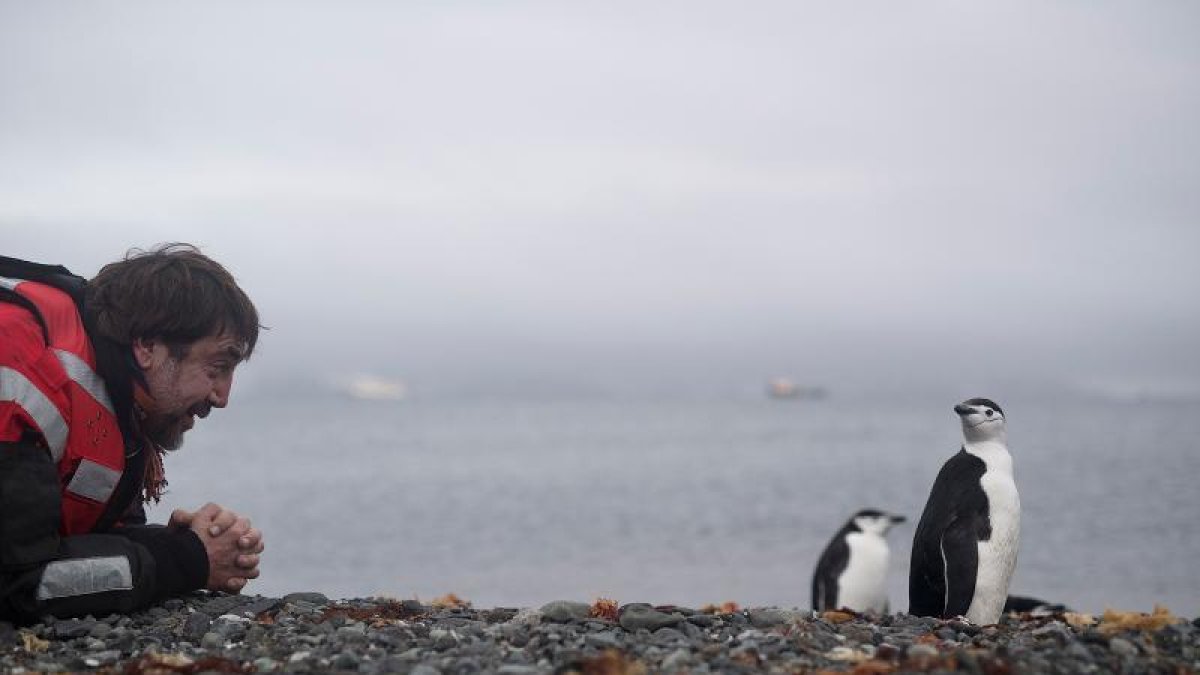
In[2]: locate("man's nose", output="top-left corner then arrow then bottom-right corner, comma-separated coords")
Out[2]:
209,374 -> 233,408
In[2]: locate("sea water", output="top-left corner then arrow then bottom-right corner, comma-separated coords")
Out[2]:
148,389 -> 1200,615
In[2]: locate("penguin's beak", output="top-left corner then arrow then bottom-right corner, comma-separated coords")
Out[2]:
953,403 -> 973,416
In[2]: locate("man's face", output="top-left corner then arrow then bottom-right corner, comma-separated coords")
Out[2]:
135,332 -> 245,450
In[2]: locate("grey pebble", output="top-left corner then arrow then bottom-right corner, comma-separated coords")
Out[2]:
652,627 -> 688,645
618,603 -> 683,632
496,666 -> 541,675
53,618 -> 95,639
747,608 -> 795,628
87,650 -> 122,666
1066,641 -> 1095,661
661,648 -> 691,670
332,651 -> 360,669
906,643 -> 940,659
584,631 -> 621,649
181,612 -> 212,641
540,600 -> 592,623
336,623 -> 367,641
1109,637 -> 1139,657
282,591 -> 330,606
200,631 -> 225,649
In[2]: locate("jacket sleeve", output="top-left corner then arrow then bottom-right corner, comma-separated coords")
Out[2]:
0,439 -> 209,624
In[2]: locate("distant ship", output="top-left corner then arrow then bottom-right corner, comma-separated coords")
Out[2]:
341,375 -> 407,401
766,377 -> 827,400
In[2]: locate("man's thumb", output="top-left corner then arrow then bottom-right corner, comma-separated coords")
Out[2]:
169,509 -> 194,528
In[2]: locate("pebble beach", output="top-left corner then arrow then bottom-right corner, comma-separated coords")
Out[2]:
3,592 -> 1197,674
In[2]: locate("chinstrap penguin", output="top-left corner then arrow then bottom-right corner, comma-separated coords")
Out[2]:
909,397 -> 1020,624
812,509 -> 906,614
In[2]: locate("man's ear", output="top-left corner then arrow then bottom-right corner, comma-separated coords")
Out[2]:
132,337 -> 161,370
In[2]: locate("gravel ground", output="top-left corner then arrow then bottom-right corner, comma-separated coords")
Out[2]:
2,592 -> 1196,673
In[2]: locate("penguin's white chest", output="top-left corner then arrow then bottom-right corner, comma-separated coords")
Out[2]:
838,532 -> 890,614
966,443 -> 1021,624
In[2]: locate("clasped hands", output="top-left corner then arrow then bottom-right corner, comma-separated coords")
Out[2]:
168,502 -> 264,593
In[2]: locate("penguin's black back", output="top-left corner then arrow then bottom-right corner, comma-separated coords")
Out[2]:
812,523 -> 852,610
908,449 -> 991,618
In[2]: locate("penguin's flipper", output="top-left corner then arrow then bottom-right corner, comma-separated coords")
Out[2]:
812,537 -> 848,611
941,515 -> 980,617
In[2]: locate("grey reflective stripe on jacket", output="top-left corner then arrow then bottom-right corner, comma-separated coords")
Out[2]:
66,459 -> 123,503
54,349 -> 116,416
0,366 -> 69,461
36,556 -> 134,601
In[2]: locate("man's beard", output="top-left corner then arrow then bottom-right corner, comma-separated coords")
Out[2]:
143,412 -> 187,451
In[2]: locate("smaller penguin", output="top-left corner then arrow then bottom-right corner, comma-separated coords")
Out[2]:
812,509 -> 906,613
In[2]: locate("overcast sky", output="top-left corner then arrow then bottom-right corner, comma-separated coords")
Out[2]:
2,2 -> 1198,398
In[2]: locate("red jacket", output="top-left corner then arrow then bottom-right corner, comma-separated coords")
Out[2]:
0,275 -> 127,535
0,256 -> 207,624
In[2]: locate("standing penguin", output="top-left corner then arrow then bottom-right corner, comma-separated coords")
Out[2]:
909,398 -> 1020,624
812,509 -> 906,613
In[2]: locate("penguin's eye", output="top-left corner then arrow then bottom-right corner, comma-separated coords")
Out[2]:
986,410 -> 993,417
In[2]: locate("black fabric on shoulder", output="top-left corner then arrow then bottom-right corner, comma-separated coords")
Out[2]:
0,441 -> 62,569
0,256 -> 83,301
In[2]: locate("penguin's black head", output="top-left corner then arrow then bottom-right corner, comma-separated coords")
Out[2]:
954,397 -> 1006,440
850,509 -> 906,536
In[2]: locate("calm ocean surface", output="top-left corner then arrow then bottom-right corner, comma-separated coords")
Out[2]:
147,389 -> 1200,616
